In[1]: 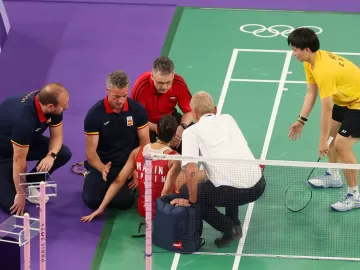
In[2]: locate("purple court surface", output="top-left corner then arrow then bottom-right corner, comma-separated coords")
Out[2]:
0,0 -> 359,269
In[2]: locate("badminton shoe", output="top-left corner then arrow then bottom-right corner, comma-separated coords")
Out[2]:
26,187 -> 49,205
215,225 -> 242,248
308,171 -> 343,188
331,192 -> 360,212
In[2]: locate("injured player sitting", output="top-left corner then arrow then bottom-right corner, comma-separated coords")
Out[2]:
81,114 -> 183,222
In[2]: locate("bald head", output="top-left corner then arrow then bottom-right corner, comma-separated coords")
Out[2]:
37,83 -> 69,115
38,83 -> 69,106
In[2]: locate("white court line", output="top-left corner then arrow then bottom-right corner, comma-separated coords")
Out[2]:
188,252 -> 360,262
240,253 -> 360,262
170,48 -> 239,270
217,49 -> 239,114
170,253 -> 181,270
200,8 -> 307,13
236,49 -> 289,53
232,51 -> 293,270
230,79 -> 306,84
0,0 -> 11,34
235,48 -> 360,56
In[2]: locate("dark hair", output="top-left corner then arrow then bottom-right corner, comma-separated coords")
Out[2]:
152,56 -> 175,74
287,28 -> 320,52
157,115 -> 178,142
38,83 -> 67,106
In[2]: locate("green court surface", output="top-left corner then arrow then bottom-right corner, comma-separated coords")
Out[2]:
94,8 -> 360,270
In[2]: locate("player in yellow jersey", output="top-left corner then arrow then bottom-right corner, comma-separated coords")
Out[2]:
287,27 -> 360,212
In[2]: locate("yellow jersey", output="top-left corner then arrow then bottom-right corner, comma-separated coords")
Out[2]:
304,50 -> 360,109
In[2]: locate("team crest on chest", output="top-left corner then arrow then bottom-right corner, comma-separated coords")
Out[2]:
127,116 -> 133,126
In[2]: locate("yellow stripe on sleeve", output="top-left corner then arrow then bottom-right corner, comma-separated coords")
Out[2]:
11,140 -> 29,148
137,122 -> 149,130
50,121 -> 63,127
85,132 -> 99,135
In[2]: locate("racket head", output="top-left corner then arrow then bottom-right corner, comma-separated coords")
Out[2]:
284,180 -> 313,212
71,162 -> 87,176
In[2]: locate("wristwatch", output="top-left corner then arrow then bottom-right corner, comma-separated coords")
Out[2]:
188,199 -> 196,205
49,152 -> 57,160
180,123 -> 188,130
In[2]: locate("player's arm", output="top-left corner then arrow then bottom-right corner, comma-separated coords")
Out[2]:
177,78 -> 193,126
97,149 -> 138,211
85,135 -> 105,172
12,145 -> 29,194
299,83 -> 318,119
185,163 -> 199,203
181,130 -> 200,203
10,119 -> 33,194
320,96 -> 333,142
180,112 -> 193,127
84,111 -> 104,172
137,125 -> 150,146
318,74 -> 336,143
48,114 -> 63,156
299,63 -> 319,119
161,158 -> 182,196
81,149 -> 138,222
148,122 -> 158,133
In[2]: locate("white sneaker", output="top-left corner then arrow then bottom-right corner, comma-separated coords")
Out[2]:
26,187 -> 49,205
308,171 -> 343,188
331,193 -> 360,212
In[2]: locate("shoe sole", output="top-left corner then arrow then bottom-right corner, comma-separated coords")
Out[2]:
215,232 -> 243,248
308,181 -> 343,189
331,205 -> 360,212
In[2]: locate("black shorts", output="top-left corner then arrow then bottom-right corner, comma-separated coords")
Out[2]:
332,104 -> 360,138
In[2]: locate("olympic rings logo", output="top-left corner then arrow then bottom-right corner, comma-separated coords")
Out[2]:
239,24 -> 323,38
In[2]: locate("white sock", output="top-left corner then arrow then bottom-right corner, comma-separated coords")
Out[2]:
327,168 -> 340,177
348,186 -> 359,195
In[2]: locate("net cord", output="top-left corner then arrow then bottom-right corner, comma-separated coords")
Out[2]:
149,153 -> 360,170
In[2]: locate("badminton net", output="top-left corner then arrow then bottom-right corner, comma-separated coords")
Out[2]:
143,153 -> 360,269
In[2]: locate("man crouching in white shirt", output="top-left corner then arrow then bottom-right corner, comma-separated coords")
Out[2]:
170,91 -> 266,248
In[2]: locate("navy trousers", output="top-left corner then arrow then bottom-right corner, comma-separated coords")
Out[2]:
0,135 -> 72,214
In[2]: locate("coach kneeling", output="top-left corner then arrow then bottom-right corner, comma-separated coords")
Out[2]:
170,91 -> 266,248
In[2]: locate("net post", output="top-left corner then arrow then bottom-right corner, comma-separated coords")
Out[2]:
39,181 -> 46,270
144,154 -> 153,270
23,213 -> 31,270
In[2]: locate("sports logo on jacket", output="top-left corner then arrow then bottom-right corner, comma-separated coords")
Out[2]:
127,116 -> 133,126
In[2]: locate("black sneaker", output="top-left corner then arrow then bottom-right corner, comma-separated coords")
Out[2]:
215,225 -> 242,248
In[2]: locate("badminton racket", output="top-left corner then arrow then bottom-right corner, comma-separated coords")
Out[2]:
284,136 -> 334,212
71,161 -> 87,176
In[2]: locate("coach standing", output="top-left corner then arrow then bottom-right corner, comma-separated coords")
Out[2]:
82,70 -> 150,211
130,56 -> 193,153
0,84 -> 72,215
171,91 -> 266,248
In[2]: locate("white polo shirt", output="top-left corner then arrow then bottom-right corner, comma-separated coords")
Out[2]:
181,113 -> 262,188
